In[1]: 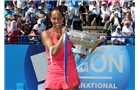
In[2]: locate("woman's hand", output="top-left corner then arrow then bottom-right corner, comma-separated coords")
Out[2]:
62,26 -> 69,33
79,54 -> 87,59
97,36 -> 104,44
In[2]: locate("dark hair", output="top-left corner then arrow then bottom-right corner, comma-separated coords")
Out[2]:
83,1 -> 86,4
124,2 -> 128,4
93,1 -> 96,4
126,12 -> 131,15
61,1 -> 65,3
50,7 -> 64,17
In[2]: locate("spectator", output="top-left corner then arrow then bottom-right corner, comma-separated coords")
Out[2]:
27,0 -> 36,9
27,7 -> 36,14
12,0 -> 27,9
100,2 -> 111,23
110,10 -> 121,27
40,0 -> 49,15
35,0 -> 41,8
24,7 -> 36,26
12,0 -> 28,16
108,0 -> 120,6
89,0 -> 101,26
103,10 -> 121,33
15,6 -> 24,18
121,12 -> 134,26
79,1 -> 89,26
122,21 -> 134,36
47,0 -> 57,11
8,13 -> 19,43
99,0 -> 108,6
4,6 -> 13,18
5,1 -> 10,8
35,6 -> 47,25
20,18 -> 33,35
81,0 -> 89,6
28,25 -> 41,44
110,1 -> 121,13
131,1 -> 135,30
68,0 -> 79,27
120,0 -> 131,7
111,26 -> 125,45
131,1 -> 135,19
25,7 -> 36,19
6,16 -> 13,35
121,1 -> 130,19
5,16 -> 12,42
4,18 -> 8,36
16,14 -> 22,31
33,19 -> 45,34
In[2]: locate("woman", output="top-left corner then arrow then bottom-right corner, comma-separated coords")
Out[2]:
121,12 -> 134,26
103,10 -> 121,32
8,13 -> 19,43
121,1 -> 130,19
89,0 -> 101,26
109,1 -> 120,13
6,16 -> 12,42
100,2 -> 111,23
41,7 -> 104,90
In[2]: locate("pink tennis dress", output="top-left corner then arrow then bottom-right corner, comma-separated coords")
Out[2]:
44,29 -> 80,89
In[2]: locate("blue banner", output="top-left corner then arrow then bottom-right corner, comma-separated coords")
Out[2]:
5,45 -> 135,90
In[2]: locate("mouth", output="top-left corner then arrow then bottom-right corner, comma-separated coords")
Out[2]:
55,24 -> 60,27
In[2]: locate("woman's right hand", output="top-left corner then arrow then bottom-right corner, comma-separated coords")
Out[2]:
62,26 -> 69,34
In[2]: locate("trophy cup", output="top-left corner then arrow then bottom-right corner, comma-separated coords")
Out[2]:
67,30 -> 98,55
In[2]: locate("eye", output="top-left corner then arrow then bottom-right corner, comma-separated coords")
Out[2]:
52,17 -> 63,21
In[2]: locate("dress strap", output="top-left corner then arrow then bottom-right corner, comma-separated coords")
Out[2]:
49,28 -> 54,65
49,28 -> 55,37
50,46 -> 53,65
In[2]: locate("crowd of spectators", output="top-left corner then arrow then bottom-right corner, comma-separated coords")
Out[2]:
4,0 -> 135,45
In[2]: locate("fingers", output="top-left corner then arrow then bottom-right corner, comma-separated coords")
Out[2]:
99,36 -> 105,43
65,26 -> 70,32
79,54 -> 87,59
62,26 -> 69,32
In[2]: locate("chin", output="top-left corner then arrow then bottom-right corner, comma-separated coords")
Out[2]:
54,25 -> 62,28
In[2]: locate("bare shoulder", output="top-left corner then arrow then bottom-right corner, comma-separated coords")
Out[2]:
41,29 -> 51,38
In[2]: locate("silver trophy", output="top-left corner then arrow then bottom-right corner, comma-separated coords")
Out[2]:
67,30 -> 98,55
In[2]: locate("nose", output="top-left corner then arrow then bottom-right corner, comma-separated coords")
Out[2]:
55,19 -> 59,23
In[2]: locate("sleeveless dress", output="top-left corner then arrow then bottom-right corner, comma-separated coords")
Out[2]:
44,28 -> 80,89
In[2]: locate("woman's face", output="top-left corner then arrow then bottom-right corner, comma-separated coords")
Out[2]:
126,13 -> 130,18
132,2 -> 135,6
123,2 -> 128,7
114,13 -> 118,17
50,10 -> 64,28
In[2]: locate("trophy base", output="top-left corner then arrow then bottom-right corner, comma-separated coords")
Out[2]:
72,48 -> 91,55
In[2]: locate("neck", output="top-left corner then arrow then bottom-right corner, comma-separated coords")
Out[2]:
52,27 -> 62,34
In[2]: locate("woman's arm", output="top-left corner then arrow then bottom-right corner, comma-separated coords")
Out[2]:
79,36 -> 105,59
90,36 -> 104,54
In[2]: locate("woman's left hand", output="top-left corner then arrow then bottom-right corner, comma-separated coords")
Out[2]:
98,36 -> 104,44
79,54 -> 87,59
